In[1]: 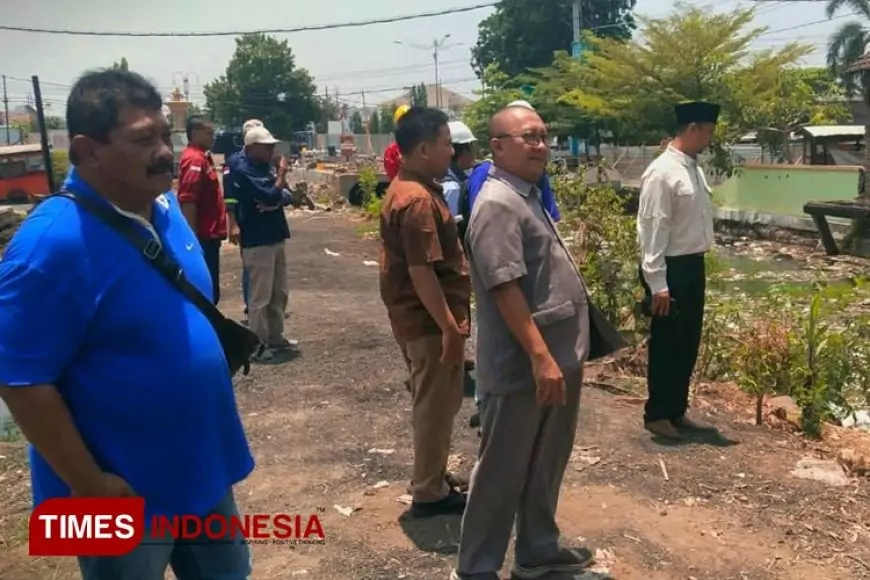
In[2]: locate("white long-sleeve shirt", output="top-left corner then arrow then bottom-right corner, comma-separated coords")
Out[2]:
636,146 -> 714,294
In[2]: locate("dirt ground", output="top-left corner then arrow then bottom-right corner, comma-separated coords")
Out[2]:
2,211 -> 870,580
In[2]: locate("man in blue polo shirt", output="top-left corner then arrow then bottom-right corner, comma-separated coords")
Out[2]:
0,68 -> 254,580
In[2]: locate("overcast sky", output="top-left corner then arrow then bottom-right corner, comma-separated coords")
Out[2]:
0,0 -> 847,114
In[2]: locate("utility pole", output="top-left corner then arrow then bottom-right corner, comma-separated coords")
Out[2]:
2,75 -> 9,145
572,0 -> 582,57
394,35 -> 460,109
173,72 -> 199,101
32,76 -> 55,192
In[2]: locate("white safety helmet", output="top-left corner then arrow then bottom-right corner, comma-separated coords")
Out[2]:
448,121 -> 477,145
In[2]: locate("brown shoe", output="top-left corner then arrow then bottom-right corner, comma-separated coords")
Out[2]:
645,419 -> 681,440
674,415 -> 717,432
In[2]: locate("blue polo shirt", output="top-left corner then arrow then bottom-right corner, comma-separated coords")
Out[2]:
0,168 -> 254,519
227,155 -> 291,249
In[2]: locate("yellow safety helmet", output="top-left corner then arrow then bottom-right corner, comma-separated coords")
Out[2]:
393,104 -> 411,125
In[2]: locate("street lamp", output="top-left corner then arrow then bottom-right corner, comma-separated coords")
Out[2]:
172,71 -> 199,101
393,34 -> 461,109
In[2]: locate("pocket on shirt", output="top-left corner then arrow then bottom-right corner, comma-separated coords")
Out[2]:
531,299 -> 576,327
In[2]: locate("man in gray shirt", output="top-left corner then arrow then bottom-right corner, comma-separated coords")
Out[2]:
452,105 -> 593,580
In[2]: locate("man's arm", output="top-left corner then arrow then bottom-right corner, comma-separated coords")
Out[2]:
0,259 -> 103,492
234,162 -> 284,207
636,172 -> 672,294
176,155 -> 201,233
1,386 -> 104,492
400,198 -> 460,335
441,181 -> 462,222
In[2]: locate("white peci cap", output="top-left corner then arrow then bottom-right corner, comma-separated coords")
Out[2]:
448,121 -> 477,144
507,100 -> 535,110
244,126 -> 280,146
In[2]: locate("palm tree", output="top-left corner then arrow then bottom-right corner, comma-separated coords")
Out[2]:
827,0 -> 870,199
826,0 -> 870,95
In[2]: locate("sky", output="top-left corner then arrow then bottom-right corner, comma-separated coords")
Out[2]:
0,0 -> 854,116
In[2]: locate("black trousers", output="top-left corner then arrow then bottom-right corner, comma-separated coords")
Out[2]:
200,238 -> 222,305
639,254 -> 706,423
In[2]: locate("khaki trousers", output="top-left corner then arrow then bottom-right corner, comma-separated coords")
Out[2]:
241,242 -> 288,345
404,334 -> 465,503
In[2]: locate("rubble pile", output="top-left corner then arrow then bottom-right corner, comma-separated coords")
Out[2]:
0,208 -> 25,253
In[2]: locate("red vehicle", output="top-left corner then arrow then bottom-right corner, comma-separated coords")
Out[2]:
0,144 -> 50,202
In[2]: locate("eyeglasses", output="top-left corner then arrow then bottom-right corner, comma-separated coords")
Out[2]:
494,132 -> 549,146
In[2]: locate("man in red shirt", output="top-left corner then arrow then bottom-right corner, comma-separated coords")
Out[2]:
383,104 -> 410,180
177,116 -> 227,304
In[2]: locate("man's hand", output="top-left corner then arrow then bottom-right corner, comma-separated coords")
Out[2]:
440,328 -> 465,368
651,289 -> 671,317
71,472 -> 136,498
531,351 -> 565,406
278,156 -> 288,175
228,225 -> 241,245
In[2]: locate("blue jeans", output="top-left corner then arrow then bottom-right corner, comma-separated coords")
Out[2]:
77,492 -> 252,580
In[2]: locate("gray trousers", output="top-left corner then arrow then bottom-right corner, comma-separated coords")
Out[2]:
456,368 -> 582,575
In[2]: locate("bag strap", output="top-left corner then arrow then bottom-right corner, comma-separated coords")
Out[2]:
53,191 -> 228,330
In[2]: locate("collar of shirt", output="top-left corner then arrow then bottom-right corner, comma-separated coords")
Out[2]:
397,168 -> 445,196
489,165 -> 537,198
666,144 -> 699,169
63,166 -> 164,245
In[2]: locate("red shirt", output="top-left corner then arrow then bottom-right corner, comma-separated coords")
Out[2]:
384,142 -> 401,181
177,145 -> 227,240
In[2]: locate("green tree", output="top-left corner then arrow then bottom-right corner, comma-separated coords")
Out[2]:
462,65 -> 525,148
825,0 -> 869,95
379,107 -> 395,133
562,3 -> 836,173
350,111 -> 365,134
408,83 -> 428,107
315,97 -> 340,133
111,57 -> 129,71
369,110 -> 381,134
472,0 -> 637,78
204,33 -> 321,138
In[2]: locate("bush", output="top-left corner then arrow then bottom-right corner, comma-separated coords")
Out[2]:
357,164 -> 381,219
550,163 -> 641,329
51,150 -> 69,191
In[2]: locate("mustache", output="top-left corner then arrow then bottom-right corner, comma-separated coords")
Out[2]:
147,160 -> 175,175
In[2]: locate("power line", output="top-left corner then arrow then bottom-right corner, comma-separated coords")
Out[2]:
0,2 -> 499,37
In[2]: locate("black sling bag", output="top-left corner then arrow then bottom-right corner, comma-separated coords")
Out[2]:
53,192 -> 261,377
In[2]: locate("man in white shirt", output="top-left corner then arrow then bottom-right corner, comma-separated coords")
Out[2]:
636,101 -> 720,440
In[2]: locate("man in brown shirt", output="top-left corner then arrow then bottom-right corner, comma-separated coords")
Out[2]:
379,106 -> 471,518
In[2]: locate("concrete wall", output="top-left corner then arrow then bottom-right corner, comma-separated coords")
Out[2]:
713,164 -> 861,230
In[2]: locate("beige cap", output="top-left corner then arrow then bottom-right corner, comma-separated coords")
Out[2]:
242,119 -> 264,136
244,126 -> 279,146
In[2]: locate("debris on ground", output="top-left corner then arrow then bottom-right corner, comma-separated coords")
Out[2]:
333,504 -> 360,517
790,457 -> 850,486
324,248 -> 340,256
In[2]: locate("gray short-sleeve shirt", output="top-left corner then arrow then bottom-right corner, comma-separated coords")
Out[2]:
467,166 -> 590,395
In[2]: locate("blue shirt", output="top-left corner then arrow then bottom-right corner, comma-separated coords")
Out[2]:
442,167 -> 463,218
467,161 -> 561,222
0,168 -> 254,519
227,154 -> 291,249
